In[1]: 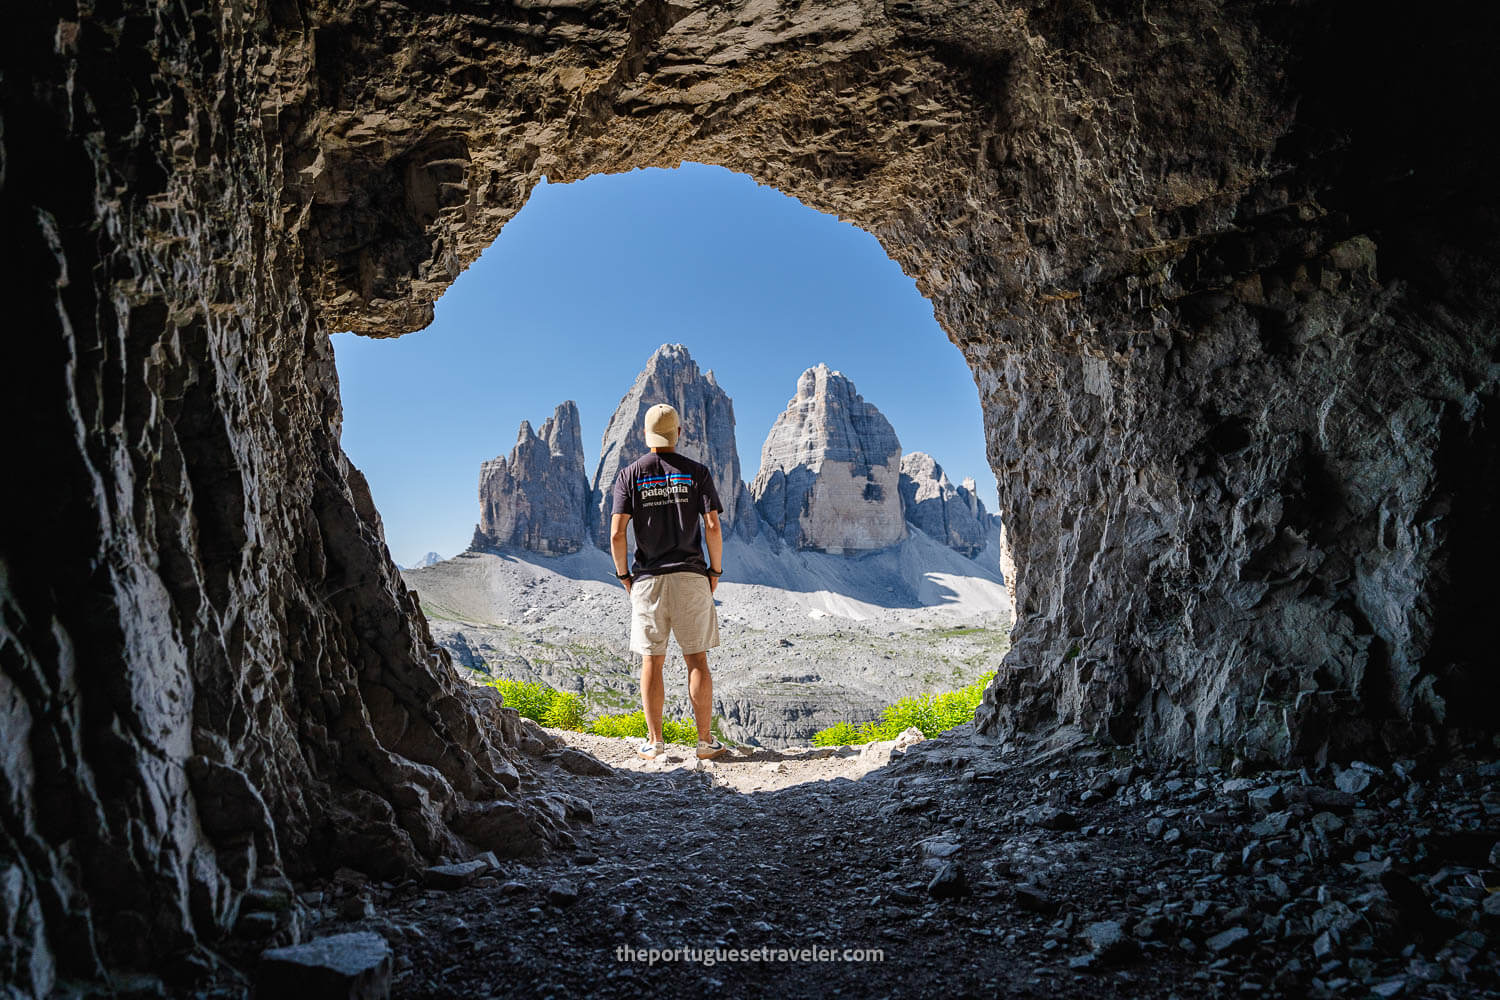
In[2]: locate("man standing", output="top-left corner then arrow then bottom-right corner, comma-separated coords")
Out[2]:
609,403 -> 729,760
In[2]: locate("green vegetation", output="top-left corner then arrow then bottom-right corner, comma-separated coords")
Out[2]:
488,678 -> 588,730
588,711 -> 701,746
418,599 -> 475,624
485,677 -> 709,746
588,685 -> 640,713
811,671 -> 996,747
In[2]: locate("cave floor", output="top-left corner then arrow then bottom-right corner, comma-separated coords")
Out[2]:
253,729 -> 1498,999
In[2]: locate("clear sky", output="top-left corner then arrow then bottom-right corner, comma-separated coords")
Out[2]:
332,162 -> 996,567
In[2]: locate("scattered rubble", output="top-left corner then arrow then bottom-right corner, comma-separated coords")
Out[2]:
207,727 -> 1500,997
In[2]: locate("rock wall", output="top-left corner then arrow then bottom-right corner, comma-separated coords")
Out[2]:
471,402 -> 592,555
591,344 -> 757,545
752,364 -> 907,554
5,0 -> 1498,989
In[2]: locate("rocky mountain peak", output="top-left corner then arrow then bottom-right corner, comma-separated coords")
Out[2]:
899,452 -> 988,558
751,365 -> 906,554
471,401 -> 591,555
472,350 -> 998,563
590,344 -> 756,546
537,399 -> 584,465
642,342 -> 694,378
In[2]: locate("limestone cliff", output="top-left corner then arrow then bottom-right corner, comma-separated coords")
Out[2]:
591,344 -> 757,545
752,365 -> 906,554
899,452 -> 988,558
471,402 -> 591,555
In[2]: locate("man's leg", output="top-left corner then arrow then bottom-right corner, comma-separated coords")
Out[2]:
640,654 -> 666,744
684,651 -> 713,743
631,576 -> 669,747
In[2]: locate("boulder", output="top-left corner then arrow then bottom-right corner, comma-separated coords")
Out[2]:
257,932 -> 392,999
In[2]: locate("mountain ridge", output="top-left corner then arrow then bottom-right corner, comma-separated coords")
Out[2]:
470,344 -> 999,567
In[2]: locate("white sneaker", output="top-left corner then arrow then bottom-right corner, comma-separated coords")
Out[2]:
696,738 -> 728,760
637,740 -> 666,760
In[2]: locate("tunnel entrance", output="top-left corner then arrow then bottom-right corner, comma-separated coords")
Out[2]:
331,162 -> 1012,748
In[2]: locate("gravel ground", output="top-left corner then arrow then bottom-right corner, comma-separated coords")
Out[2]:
217,724 -> 1500,1000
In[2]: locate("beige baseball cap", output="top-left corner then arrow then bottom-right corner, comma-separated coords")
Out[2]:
643,403 -> 681,448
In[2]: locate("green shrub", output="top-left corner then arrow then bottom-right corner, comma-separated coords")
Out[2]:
661,718 -> 702,746
587,710 -> 649,740
811,671 -> 996,746
487,677 -> 720,746
811,722 -> 865,747
487,678 -> 587,731
543,691 -> 587,731
586,710 -> 700,746
488,678 -> 550,720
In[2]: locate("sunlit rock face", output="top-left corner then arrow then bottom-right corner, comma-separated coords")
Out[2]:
752,365 -> 906,554
472,402 -> 592,555
5,0 -> 1497,989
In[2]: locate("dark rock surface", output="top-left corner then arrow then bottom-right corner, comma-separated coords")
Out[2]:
4,0 -> 1498,991
257,931 -> 392,999
471,401 -> 592,555
244,730 -> 1500,998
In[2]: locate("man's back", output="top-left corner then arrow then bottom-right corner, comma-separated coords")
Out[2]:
611,451 -> 722,578
608,401 -> 727,760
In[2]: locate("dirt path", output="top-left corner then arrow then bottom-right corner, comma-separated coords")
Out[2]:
269,726 -> 1500,999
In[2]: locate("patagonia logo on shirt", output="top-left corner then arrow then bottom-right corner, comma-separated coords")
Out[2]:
637,472 -> 693,507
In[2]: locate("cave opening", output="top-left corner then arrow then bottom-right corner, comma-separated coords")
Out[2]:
7,0 -> 1500,992
330,161 -> 1014,749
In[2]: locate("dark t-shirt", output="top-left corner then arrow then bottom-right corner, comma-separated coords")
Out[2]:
610,451 -> 723,580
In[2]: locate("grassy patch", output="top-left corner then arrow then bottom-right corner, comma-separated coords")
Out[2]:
811,671 -> 996,747
487,677 -> 714,745
588,711 -> 700,746
932,626 -> 986,638
418,600 -> 471,623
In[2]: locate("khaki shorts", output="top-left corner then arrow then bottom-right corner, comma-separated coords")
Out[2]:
629,572 -> 720,656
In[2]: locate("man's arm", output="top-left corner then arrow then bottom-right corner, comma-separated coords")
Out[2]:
703,510 -> 723,593
610,513 -> 632,589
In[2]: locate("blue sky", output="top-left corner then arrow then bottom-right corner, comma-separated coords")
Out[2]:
332,163 -> 996,566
